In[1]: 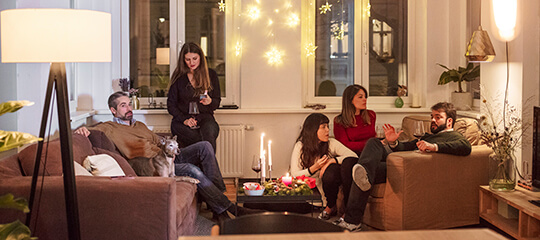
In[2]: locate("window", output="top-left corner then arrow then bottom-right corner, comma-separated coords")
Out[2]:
303,0 -> 408,106
129,0 -> 238,105
129,0 -> 170,98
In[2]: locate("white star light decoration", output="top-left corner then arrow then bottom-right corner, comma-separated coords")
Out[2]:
332,22 -> 345,40
218,0 -> 225,12
286,13 -> 300,27
247,5 -> 261,20
319,1 -> 332,14
265,47 -> 283,66
235,41 -> 243,57
305,43 -> 318,57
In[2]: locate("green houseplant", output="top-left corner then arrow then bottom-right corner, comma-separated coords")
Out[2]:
0,100 -> 40,239
437,63 -> 480,110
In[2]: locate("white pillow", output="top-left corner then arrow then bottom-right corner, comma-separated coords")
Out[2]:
83,154 -> 125,177
73,161 -> 93,176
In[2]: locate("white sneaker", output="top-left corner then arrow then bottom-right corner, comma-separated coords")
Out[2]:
337,220 -> 362,232
352,164 -> 371,191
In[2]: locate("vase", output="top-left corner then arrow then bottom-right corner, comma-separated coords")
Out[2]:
131,95 -> 140,110
394,97 -> 404,108
488,152 -> 516,191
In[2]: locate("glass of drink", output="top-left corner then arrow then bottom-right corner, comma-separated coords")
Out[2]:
188,102 -> 200,129
413,121 -> 425,139
251,155 -> 261,179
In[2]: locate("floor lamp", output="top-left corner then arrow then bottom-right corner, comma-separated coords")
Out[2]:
0,9 -> 111,239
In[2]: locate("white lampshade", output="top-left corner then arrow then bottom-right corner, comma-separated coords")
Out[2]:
156,47 -> 170,65
1,8 -> 111,63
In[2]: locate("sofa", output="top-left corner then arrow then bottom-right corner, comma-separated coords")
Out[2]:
0,131 -> 198,240
362,115 -> 492,230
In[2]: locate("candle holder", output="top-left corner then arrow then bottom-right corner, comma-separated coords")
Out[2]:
268,165 -> 273,182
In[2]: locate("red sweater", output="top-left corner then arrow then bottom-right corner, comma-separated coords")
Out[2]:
333,110 -> 377,153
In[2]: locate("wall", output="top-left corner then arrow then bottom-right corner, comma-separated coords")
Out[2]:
480,0 -> 540,177
0,0 -> 492,177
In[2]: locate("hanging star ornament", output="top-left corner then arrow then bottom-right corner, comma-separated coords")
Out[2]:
332,22 -> 345,40
265,47 -> 283,66
305,43 -> 318,57
218,0 -> 225,12
319,1 -> 332,14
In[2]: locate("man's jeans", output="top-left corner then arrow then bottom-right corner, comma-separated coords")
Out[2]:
175,163 -> 232,214
175,141 -> 226,192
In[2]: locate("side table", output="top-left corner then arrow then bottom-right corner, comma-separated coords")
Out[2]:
479,185 -> 540,239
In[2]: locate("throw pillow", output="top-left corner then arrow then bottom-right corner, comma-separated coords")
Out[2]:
83,154 -> 125,177
73,161 -> 92,176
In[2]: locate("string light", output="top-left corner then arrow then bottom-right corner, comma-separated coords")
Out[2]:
265,47 -> 283,66
218,0 -> 225,12
319,1 -> 332,14
235,41 -> 242,57
247,5 -> 261,20
305,43 -> 318,57
286,13 -> 300,27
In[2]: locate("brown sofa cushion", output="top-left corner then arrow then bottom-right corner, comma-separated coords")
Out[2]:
18,134 -> 96,176
88,129 -> 117,152
454,118 -> 481,145
93,147 -> 137,176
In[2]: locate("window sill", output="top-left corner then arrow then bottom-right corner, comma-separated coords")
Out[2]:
70,110 -> 96,122
91,107 -> 432,115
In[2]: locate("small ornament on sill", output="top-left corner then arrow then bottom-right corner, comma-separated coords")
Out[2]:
395,85 -> 407,108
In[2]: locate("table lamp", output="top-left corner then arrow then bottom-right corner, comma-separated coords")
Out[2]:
1,9 -> 111,240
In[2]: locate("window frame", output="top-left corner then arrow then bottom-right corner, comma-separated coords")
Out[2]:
169,0 -> 241,107
302,0 -> 418,108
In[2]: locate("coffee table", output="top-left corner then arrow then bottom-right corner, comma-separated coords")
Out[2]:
235,178 -> 322,216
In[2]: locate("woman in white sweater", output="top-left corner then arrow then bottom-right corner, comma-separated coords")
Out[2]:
290,113 -> 358,220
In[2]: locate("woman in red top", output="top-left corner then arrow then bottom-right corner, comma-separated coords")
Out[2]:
334,85 -> 376,155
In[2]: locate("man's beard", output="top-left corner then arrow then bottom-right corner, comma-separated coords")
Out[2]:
431,122 -> 446,134
118,111 -> 133,121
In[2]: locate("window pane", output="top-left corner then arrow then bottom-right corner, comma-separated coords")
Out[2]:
315,0 -> 354,97
185,0 -> 226,97
369,0 -> 407,96
130,0 -> 170,97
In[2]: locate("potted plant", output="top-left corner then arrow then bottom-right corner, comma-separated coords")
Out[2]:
437,63 -> 480,110
0,100 -> 40,239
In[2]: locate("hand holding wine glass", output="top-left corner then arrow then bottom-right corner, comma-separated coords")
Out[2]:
188,102 -> 200,129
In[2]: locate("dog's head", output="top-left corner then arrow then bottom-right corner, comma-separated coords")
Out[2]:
159,135 -> 180,157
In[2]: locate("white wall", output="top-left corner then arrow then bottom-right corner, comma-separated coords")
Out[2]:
480,0 -> 540,177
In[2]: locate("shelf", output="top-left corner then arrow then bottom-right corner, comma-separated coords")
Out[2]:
480,186 -> 540,240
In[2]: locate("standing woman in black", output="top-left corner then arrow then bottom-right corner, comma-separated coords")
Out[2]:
167,42 -> 221,152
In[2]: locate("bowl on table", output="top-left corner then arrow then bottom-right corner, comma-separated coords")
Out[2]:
243,182 -> 264,196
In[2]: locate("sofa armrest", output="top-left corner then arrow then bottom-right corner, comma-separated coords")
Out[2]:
382,145 -> 492,230
0,176 -> 196,240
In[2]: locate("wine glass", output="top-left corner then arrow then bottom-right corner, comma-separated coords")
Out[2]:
188,102 -> 200,129
251,155 -> 261,179
413,121 -> 425,139
376,125 -> 385,140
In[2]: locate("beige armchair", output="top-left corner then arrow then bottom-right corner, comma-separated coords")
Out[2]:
362,116 -> 492,230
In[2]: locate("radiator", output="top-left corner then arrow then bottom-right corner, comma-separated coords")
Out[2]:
216,125 -> 245,177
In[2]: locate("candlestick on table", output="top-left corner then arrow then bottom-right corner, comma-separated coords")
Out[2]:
260,150 -> 266,184
268,140 -> 272,181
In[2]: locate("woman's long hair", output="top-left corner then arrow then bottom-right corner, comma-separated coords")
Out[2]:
297,113 -> 330,169
335,84 -> 371,128
170,42 -> 212,95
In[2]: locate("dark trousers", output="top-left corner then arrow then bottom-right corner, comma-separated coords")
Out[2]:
171,115 -> 220,153
344,138 -> 389,225
321,157 -> 358,208
175,141 -> 226,192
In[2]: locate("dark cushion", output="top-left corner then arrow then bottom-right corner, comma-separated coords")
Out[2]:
93,147 -> 137,176
18,134 -> 96,176
88,129 -> 117,152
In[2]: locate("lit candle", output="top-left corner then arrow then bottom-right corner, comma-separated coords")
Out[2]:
282,173 -> 292,186
261,150 -> 266,179
268,140 -> 272,166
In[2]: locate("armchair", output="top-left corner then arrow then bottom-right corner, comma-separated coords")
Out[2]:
362,116 -> 492,230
